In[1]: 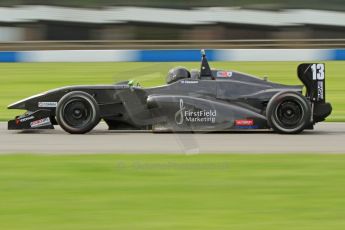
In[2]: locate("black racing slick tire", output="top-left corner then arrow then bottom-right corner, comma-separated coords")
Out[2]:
266,91 -> 311,134
56,91 -> 100,134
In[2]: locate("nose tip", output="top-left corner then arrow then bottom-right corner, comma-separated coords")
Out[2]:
8,101 -> 25,109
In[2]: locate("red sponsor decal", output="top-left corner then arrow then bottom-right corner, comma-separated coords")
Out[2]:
235,119 -> 254,126
15,119 -> 20,125
217,71 -> 232,78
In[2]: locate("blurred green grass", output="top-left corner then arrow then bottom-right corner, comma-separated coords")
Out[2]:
1,154 -> 345,230
0,61 -> 344,121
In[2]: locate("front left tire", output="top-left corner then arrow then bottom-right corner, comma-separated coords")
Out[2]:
56,91 -> 100,134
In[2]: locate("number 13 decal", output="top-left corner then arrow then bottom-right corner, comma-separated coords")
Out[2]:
311,64 -> 324,80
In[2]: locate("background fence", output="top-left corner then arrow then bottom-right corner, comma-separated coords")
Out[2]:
1,48 -> 344,62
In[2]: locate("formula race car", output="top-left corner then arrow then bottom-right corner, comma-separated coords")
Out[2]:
8,50 -> 332,134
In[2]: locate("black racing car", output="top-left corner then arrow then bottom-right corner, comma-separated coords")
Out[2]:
8,50 -> 332,134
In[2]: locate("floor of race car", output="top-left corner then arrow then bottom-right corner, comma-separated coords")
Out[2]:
0,122 -> 344,154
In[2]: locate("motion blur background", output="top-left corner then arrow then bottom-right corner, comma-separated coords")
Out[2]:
0,0 -> 344,48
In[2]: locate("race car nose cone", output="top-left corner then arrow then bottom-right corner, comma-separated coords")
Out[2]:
8,101 -> 25,109
8,92 -> 45,110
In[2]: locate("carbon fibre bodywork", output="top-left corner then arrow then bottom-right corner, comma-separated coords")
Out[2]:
7,51 -> 331,133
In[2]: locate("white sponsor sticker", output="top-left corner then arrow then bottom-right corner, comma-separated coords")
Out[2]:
19,115 -> 35,123
38,102 -> 57,108
30,117 -> 51,128
181,80 -> 198,84
317,81 -> 324,100
175,99 -> 216,125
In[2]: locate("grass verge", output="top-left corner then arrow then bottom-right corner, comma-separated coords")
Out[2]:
1,154 -> 345,230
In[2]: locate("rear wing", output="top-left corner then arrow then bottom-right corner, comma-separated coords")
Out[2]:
297,63 -> 332,122
297,63 -> 326,103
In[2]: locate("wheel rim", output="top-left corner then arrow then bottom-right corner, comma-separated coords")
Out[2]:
275,100 -> 304,128
62,98 -> 93,128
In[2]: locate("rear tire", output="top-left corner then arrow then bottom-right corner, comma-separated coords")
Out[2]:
266,91 -> 311,134
56,91 -> 100,134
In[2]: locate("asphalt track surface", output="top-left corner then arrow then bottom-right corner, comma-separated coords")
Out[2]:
0,122 -> 344,154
